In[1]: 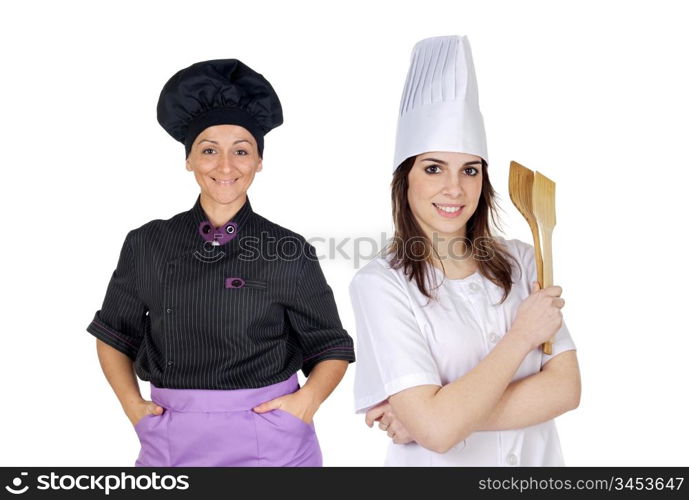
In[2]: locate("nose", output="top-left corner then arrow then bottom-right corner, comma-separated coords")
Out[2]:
441,171 -> 465,198
217,153 -> 237,174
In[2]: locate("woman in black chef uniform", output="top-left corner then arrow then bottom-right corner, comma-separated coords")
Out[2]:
87,59 -> 355,467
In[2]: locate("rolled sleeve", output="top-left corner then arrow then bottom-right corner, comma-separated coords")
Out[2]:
350,264 -> 442,414
286,242 -> 355,377
86,230 -> 147,361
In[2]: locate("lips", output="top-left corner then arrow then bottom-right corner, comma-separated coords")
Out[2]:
433,203 -> 465,218
211,176 -> 238,186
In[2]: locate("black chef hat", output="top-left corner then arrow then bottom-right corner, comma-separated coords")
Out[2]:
156,59 -> 283,158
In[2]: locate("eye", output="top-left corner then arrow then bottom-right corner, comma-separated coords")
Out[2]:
424,164 -> 441,174
202,148 -> 216,154
465,167 -> 480,176
234,149 -> 248,156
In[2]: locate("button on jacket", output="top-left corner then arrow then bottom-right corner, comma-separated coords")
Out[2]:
87,195 -> 355,389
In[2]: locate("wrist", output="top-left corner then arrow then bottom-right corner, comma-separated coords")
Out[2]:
502,327 -> 534,354
120,394 -> 146,412
297,385 -> 322,413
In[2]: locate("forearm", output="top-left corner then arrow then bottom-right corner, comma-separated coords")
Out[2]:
95,339 -> 144,412
300,359 -> 348,408
393,333 -> 532,452
478,364 -> 578,431
479,351 -> 581,430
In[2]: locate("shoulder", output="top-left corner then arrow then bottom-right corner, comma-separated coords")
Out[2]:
238,213 -> 321,277
489,234 -> 533,261
245,213 -> 316,268
249,212 -> 309,243
489,235 -> 535,283
118,208 -> 185,252
349,255 -> 407,295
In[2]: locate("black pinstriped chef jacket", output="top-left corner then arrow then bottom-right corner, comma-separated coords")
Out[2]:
86,194 -> 355,389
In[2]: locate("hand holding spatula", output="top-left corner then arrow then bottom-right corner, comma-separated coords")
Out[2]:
508,161 -> 558,355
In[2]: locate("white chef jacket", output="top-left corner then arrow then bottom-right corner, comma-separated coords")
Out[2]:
350,236 -> 577,466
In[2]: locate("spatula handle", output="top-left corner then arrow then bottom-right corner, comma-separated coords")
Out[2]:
529,221 -> 544,291
539,226 -> 554,355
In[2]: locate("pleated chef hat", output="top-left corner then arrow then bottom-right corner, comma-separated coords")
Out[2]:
393,35 -> 488,171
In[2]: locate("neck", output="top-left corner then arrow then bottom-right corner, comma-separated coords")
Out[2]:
425,228 -> 475,273
200,193 -> 247,228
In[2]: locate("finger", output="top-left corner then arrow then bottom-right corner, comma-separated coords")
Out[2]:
393,430 -> 411,445
380,413 -> 394,427
387,427 -> 395,439
544,285 -> 563,297
548,296 -> 565,307
365,405 -> 387,427
532,281 -> 540,292
395,433 -> 414,444
397,435 -> 414,445
389,421 -> 403,438
148,403 -> 164,415
378,421 -> 389,432
366,403 -> 389,427
252,397 -> 282,413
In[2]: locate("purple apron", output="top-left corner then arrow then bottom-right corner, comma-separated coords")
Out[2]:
133,373 -> 322,467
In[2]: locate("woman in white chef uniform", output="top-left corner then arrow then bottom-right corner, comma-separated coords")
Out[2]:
350,35 -> 582,466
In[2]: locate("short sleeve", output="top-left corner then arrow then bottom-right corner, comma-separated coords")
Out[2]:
86,230 -> 147,360
285,242 -> 355,377
506,237 -> 577,367
350,263 -> 442,414
541,318 -> 577,367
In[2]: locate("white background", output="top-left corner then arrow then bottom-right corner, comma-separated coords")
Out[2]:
1,0 -> 687,466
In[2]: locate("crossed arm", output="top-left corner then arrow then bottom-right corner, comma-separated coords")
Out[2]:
367,348 -> 580,453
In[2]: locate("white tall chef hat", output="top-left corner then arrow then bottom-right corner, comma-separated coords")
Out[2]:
393,35 -> 488,171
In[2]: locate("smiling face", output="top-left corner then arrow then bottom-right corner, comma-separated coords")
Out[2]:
407,151 -> 483,240
185,124 -> 262,206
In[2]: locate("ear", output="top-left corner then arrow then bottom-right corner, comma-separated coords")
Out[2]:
185,159 -> 192,172
256,159 -> 263,173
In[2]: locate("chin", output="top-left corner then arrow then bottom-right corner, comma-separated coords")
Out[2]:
205,187 -> 243,205
434,226 -> 466,238
426,217 -> 468,237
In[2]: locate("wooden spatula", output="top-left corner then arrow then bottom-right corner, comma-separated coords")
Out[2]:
508,161 -> 549,354
532,171 -> 556,354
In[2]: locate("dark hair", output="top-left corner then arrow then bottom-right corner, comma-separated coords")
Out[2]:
386,155 -> 518,304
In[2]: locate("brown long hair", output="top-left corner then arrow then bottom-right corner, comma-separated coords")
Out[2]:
387,155 -> 518,304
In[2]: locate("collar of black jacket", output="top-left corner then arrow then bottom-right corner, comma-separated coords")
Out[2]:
187,193 -> 255,246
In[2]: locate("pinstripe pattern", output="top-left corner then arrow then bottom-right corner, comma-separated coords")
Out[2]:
87,194 -> 355,389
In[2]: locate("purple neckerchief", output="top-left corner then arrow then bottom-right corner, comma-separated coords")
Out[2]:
198,220 -> 239,246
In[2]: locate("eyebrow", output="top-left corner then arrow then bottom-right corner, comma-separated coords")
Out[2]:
420,157 -> 482,167
198,139 -> 252,146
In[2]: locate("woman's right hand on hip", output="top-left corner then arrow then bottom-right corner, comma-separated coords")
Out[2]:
126,400 -> 165,427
